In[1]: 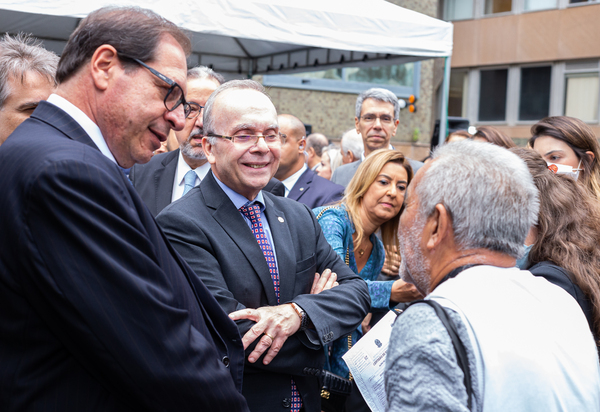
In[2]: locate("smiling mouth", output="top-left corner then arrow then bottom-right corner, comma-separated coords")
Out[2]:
246,164 -> 268,169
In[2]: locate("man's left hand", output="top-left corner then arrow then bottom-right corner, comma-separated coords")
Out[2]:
229,304 -> 301,365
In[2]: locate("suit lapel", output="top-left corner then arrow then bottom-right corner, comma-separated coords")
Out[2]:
32,101 -> 98,149
155,149 -> 179,213
288,169 -> 313,202
263,195 -> 296,304
203,173 -> 279,305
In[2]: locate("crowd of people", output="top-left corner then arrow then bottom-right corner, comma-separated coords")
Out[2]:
1,6 -> 600,412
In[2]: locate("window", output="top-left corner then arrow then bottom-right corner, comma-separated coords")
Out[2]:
485,0 -> 512,14
523,0 -> 557,11
479,69 -> 508,121
519,66 -> 551,121
262,62 -> 420,98
443,0 -> 474,20
449,70 -> 468,117
565,74 -> 599,122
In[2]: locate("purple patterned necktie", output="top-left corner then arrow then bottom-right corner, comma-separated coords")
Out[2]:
238,203 -> 302,412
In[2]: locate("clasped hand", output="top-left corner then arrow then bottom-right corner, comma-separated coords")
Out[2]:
228,268 -> 338,365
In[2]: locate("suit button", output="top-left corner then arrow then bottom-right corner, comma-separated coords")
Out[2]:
222,356 -> 230,368
282,398 -> 291,408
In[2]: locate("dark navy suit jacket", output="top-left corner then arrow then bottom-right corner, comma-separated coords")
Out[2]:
156,172 -> 370,412
0,102 -> 249,411
287,168 -> 344,209
130,149 -> 285,216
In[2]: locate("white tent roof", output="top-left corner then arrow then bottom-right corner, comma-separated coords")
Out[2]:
0,0 -> 453,77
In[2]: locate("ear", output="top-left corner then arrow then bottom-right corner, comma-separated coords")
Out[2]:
202,137 -> 217,165
306,146 -> 315,158
586,151 -> 595,166
355,117 -> 360,134
90,45 -> 120,91
298,138 -> 306,152
424,203 -> 451,251
391,118 -> 400,136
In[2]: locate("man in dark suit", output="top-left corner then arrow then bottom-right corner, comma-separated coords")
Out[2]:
0,7 -> 248,411
274,114 -> 344,209
129,66 -> 284,216
156,80 -> 370,412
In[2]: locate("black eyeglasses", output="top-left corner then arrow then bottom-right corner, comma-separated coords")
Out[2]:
117,51 -> 191,118
186,102 -> 204,119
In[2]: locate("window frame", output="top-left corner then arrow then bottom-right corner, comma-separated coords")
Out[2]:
261,62 -> 421,99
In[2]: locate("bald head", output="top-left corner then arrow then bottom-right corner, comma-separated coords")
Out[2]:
306,133 -> 328,170
275,114 -> 307,181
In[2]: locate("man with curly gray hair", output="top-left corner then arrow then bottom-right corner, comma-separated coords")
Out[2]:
0,33 -> 58,145
385,140 -> 600,411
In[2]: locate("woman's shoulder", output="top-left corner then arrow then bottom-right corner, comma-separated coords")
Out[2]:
312,204 -> 348,220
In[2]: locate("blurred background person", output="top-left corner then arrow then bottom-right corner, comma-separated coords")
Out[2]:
529,116 -> 600,201
512,147 -> 600,347
275,114 -> 344,208
313,149 -> 421,412
0,32 -> 58,145
445,129 -> 471,144
318,144 -> 342,180
340,128 -> 364,164
306,132 -> 329,172
472,125 -> 515,149
153,140 -> 168,156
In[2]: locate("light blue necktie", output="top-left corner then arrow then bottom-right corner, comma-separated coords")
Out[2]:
182,170 -> 197,196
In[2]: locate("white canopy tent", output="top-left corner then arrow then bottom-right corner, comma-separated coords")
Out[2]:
0,0 -> 454,138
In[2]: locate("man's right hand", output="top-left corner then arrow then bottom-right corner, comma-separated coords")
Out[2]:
310,268 -> 338,294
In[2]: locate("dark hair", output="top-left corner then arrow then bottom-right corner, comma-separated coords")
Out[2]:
529,116 -> 600,200
511,147 -> 600,344
445,129 -> 471,143
473,126 -> 515,149
56,7 -> 191,83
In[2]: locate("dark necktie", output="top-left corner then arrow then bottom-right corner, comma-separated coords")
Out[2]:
238,203 -> 301,411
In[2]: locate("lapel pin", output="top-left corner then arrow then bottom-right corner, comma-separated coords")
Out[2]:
278,217 -> 284,223
299,187 -> 304,191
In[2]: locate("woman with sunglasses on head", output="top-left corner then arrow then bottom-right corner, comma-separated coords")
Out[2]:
511,147 -> 600,349
313,149 -> 422,412
529,116 -> 600,200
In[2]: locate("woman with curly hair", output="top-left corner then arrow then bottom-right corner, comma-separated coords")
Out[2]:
512,147 -> 600,346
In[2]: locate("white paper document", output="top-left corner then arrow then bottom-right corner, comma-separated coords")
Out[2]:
342,310 -> 399,412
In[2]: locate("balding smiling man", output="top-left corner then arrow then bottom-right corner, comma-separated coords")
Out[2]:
275,113 -> 344,209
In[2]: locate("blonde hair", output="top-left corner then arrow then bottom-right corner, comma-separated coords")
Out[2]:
342,149 -> 413,253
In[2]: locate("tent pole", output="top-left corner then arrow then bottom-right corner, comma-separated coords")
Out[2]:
439,55 -> 451,145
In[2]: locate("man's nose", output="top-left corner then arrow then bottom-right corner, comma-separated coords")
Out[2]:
166,105 -> 186,131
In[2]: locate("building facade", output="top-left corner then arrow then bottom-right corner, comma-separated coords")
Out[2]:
445,0 -> 600,144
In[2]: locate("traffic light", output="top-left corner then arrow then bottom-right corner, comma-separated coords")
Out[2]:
408,95 -> 417,113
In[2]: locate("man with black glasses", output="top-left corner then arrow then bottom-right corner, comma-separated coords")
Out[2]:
0,7 -> 249,411
129,66 -> 223,216
156,79 -> 370,412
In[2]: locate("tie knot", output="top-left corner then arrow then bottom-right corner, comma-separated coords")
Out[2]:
239,203 -> 261,220
184,170 -> 197,186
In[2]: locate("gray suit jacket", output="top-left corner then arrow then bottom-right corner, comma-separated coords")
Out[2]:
156,171 -> 370,412
331,157 -> 423,187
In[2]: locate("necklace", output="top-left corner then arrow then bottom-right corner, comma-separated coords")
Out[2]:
358,248 -> 365,257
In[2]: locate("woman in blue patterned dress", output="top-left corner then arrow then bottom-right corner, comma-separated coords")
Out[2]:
313,149 -> 422,411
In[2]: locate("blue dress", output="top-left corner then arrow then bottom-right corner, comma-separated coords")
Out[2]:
313,204 -> 394,379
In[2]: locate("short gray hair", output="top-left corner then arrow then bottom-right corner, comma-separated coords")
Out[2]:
203,79 -> 268,144
187,66 -> 225,85
340,128 -> 364,158
0,33 -> 58,108
355,87 -> 400,119
416,140 -> 539,258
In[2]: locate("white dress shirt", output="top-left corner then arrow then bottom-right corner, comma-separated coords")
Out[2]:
281,164 -> 307,197
171,150 -> 211,202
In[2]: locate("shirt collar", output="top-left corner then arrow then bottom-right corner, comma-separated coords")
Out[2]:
213,174 -> 265,210
282,164 -> 307,196
47,94 -> 117,165
361,143 -> 394,161
176,151 -> 212,185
